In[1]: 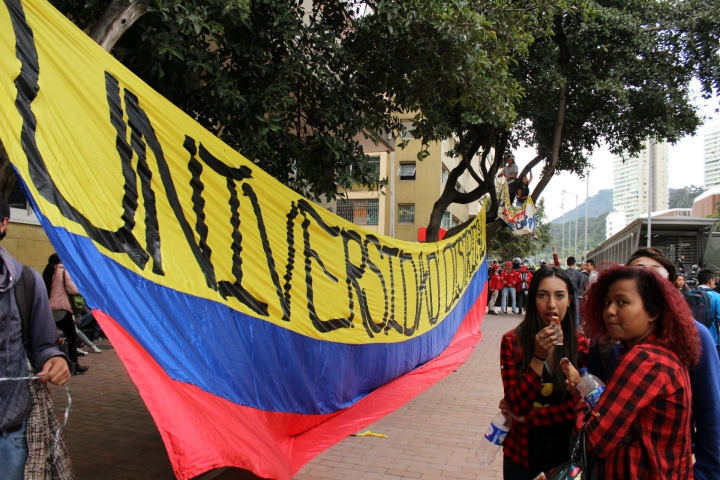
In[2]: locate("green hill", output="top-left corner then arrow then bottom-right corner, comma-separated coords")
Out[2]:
551,189 -> 613,224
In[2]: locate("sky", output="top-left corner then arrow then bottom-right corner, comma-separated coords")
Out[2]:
516,81 -> 720,222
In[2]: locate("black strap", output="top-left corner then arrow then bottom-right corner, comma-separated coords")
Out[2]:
13,265 -> 35,350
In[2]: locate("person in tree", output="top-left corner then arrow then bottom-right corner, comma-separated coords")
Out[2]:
515,172 -> 533,207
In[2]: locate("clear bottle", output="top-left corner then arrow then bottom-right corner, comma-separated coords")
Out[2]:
577,367 -> 606,409
476,412 -> 512,465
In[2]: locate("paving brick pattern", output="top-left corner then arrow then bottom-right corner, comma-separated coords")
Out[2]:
49,313 -> 523,479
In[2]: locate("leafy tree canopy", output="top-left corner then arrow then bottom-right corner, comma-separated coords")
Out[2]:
46,0 -> 575,203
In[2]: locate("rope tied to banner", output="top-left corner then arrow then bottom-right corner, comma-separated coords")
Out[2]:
0,375 -> 72,463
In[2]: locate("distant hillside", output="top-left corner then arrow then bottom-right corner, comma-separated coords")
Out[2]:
551,189 -> 613,225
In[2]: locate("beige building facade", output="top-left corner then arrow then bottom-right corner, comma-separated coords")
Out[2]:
324,128 -> 482,242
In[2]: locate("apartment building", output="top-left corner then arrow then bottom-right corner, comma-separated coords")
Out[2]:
612,138 -> 669,220
327,127 -> 482,242
705,122 -> 720,188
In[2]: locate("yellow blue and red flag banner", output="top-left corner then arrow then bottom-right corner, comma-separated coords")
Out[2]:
0,0 -> 488,478
498,178 -> 537,235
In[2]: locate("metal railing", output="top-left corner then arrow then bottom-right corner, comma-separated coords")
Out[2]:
337,199 -> 379,226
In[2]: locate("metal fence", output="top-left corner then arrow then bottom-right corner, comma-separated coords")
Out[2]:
337,199 -> 379,226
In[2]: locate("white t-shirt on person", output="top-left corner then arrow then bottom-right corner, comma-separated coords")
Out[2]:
503,163 -> 518,179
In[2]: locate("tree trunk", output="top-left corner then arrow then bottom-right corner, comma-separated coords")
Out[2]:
89,0 -> 150,52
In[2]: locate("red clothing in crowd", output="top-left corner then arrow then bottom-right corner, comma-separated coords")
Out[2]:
489,272 -> 503,292
575,334 -> 693,479
516,269 -> 533,292
501,269 -> 518,289
501,329 -> 589,469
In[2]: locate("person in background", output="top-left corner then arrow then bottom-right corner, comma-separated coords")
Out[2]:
573,266 -> 698,479
498,267 -> 588,479
501,261 -> 518,315
515,172 -> 533,207
0,195 -> 72,480
516,264 -> 533,314
695,268 -> 720,356
585,259 -> 598,285
675,273 -> 689,293
676,254 -> 686,275
581,247 -> 720,480
498,154 -> 519,204
487,259 -> 499,309
488,265 -> 502,315
42,254 -> 89,374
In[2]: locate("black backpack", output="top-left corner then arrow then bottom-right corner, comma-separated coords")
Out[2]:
684,287 -> 715,329
13,265 -> 35,350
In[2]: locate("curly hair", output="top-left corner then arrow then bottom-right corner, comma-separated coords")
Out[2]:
581,265 -> 700,367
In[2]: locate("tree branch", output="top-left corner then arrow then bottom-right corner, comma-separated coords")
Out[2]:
90,0 -> 150,52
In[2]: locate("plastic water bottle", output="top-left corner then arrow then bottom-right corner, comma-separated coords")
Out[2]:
476,413 -> 512,465
577,367 -> 606,409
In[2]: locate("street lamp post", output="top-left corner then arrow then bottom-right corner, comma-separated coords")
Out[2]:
563,190 -> 579,259
561,199 -> 565,263
584,170 -> 589,260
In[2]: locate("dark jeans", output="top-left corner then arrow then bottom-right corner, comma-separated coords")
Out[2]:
503,456 -> 541,480
56,312 -> 78,364
77,311 -> 101,338
517,290 -> 528,312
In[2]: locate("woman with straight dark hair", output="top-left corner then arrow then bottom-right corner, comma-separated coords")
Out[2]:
499,267 -> 588,479
575,266 -> 699,478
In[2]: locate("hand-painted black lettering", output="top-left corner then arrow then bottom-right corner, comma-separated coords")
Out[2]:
123,90 -> 164,275
342,229 -> 378,337
218,177 -> 269,316
242,183 -> 290,321
300,211 -> 352,333
183,136 -> 214,281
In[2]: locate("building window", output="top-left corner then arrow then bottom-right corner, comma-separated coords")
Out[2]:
398,204 -> 415,224
8,182 -> 27,209
399,162 -> 416,181
337,199 -> 379,226
441,211 -> 452,229
368,156 -> 381,178
441,166 -> 449,185
401,121 -> 416,140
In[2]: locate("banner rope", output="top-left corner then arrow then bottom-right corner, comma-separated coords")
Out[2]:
0,376 -> 72,463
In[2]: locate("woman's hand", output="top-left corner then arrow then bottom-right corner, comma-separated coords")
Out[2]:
499,398 -> 525,423
534,326 -> 558,359
560,358 -> 581,397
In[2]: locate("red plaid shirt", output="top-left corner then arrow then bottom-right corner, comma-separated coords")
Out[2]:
500,329 -> 589,468
575,335 -> 693,479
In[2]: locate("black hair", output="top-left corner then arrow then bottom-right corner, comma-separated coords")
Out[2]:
516,266 -> 578,401
698,268 -> 715,286
586,259 -> 595,268
567,256 -> 576,266
0,194 -> 9,222
42,253 -> 61,298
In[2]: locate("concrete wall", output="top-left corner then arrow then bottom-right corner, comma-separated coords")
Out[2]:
4,221 -> 54,273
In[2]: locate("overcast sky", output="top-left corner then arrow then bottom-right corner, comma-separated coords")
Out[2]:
515,81 -> 720,221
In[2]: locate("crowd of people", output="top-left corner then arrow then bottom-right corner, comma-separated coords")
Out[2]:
493,246 -> 720,480
487,250 -> 597,316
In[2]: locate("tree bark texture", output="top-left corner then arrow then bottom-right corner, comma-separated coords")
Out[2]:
89,0 -> 150,52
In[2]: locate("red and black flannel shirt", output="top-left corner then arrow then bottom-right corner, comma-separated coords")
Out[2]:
575,335 -> 693,479
500,329 -> 589,468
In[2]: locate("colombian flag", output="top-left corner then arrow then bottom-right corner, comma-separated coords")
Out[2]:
0,0 -> 488,477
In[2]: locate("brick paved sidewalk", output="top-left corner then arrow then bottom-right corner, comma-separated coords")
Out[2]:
50,313 -> 523,480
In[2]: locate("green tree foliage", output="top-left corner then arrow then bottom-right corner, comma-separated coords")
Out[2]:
425,0 -> 720,241
45,0 -> 566,203
669,185 -> 705,209
488,199 -> 551,261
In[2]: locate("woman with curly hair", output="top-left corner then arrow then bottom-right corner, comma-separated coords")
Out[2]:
498,267 -> 588,479
575,266 -> 700,479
